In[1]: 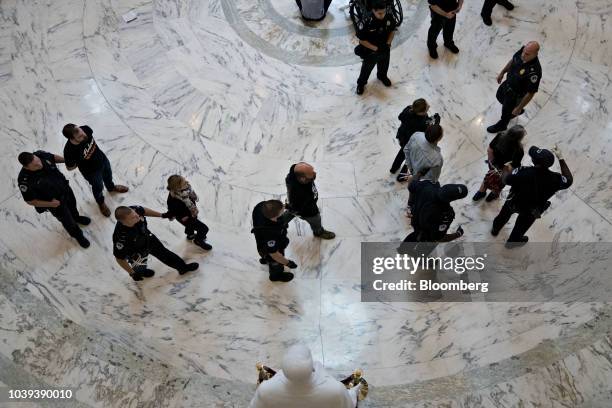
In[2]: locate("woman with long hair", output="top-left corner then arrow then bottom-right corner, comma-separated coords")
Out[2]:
473,125 -> 526,202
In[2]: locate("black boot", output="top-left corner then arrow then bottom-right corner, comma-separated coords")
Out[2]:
269,271 -> 294,282
194,238 -> 212,250
179,262 -> 199,275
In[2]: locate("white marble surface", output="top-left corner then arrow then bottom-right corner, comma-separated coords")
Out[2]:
1,0 -> 612,406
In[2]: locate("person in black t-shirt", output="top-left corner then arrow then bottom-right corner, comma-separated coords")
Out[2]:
491,145 -> 573,246
354,1 -> 397,95
481,0 -> 514,26
284,162 -> 335,240
113,206 -> 199,281
487,42 -> 542,134
427,0 -> 463,59
62,124 -> 129,217
165,175 -> 212,251
391,98 -> 440,180
251,200 -> 297,283
17,151 -> 91,248
473,125 -> 525,202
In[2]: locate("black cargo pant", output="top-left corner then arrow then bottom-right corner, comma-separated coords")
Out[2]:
257,247 -> 288,277
131,235 -> 189,273
481,0 -> 512,18
48,187 -> 84,240
178,216 -> 209,242
495,81 -> 523,129
357,48 -> 390,86
427,12 -> 456,49
492,200 -> 537,242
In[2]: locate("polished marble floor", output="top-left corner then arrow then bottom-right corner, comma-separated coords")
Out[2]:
1,0 -> 611,406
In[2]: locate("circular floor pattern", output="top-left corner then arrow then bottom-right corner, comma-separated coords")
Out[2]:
1,0 -> 612,406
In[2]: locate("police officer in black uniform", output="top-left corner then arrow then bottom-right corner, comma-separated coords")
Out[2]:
492,145 -> 573,246
285,162 -> 335,239
17,151 -> 91,248
402,181 -> 467,246
113,206 -> 199,281
354,0 -> 397,95
251,200 -> 297,283
481,0 -> 514,26
427,0 -> 463,59
487,41 -> 542,134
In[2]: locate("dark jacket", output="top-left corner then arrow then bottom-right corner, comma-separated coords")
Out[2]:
166,194 -> 193,220
285,164 -> 319,217
396,107 -> 436,146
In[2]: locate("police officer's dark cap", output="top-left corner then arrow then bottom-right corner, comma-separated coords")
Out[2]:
528,146 -> 555,168
437,184 -> 468,203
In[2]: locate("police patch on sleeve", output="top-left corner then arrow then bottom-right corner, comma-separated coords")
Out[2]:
438,224 -> 448,232
267,240 -> 276,248
115,242 -> 124,250
561,176 -> 568,184
512,168 -> 519,175
19,185 -> 28,192
530,75 -> 539,83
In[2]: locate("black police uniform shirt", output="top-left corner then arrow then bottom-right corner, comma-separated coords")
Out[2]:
489,134 -> 524,169
285,164 -> 319,217
63,125 -> 106,175
428,0 -> 459,12
18,151 -> 70,213
251,202 -> 289,256
505,47 -> 542,96
505,166 -> 572,211
409,180 -> 455,241
356,14 -> 397,47
113,206 -> 153,261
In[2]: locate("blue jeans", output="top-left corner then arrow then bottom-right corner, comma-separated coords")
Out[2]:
82,155 -> 115,204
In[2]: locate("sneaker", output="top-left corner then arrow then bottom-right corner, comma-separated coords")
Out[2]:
76,216 -> 91,225
500,0 -> 514,10
472,191 -> 486,201
356,84 -> 365,95
141,269 -> 155,278
315,230 -> 336,240
428,47 -> 438,59
487,122 -> 507,134
98,202 -> 111,217
179,262 -> 199,275
76,235 -> 90,248
259,257 -> 268,265
444,43 -> 459,54
269,271 -> 294,282
481,14 -> 493,26
485,192 -> 499,202
131,271 -> 144,281
194,239 -> 212,250
186,234 -> 196,241
377,76 -> 392,87
111,185 -> 129,193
